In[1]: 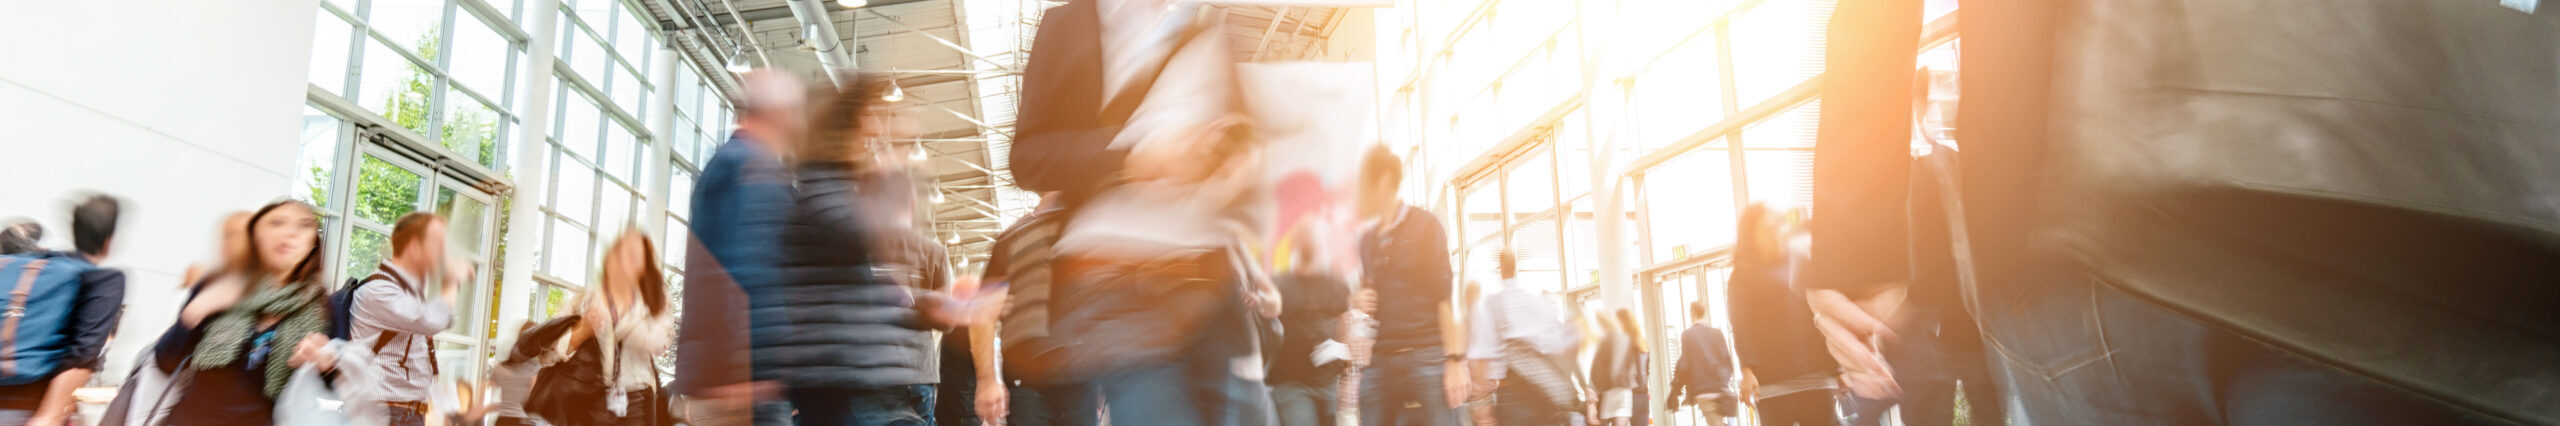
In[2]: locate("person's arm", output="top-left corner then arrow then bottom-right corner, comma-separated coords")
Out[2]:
31,270 -> 127,422
617,312 -> 678,360
355,280 -> 454,336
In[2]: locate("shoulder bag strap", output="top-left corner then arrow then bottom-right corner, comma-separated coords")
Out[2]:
1,258 -> 50,377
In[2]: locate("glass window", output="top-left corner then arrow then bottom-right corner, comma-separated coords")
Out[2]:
558,88 -> 601,157
612,69 -> 647,118
613,5 -> 653,57
442,88 -> 503,166
1729,0 -> 1825,107
547,218 -> 588,282
368,0 -> 447,57
346,227 -> 394,277
603,122 -> 636,180
571,31 -> 612,81
449,12 -> 515,99
668,168 -> 695,219
1461,186 -> 1502,249
1740,102 -> 1819,208
1509,217 -> 1564,292
436,188 -> 491,256
310,11 -> 356,95
663,219 -> 689,268
598,185 -> 635,233
354,155 -> 424,224
1507,149 -> 1556,215
1629,37 -> 1726,152
554,159 -> 597,224
1641,151 -> 1737,263
359,38 -> 436,137
298,107 -> 343,208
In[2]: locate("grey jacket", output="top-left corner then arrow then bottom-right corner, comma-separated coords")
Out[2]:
757,164 -> 947,388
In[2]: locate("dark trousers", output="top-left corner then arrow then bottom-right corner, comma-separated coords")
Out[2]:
1007,382 -> 1101,426
1755,393 -> 1838,426
1359,348 -> 1458,426
937,380 -> 979,426
1982,278 -> 2511,426
1271,380 -> 1339,426
1492,375 -> 1564,426
787,385 -> 936,426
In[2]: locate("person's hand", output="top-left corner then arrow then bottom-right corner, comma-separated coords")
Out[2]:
1739,368 -> 1760,403
181,276 -> 253,326
289,335 -> 337,372
1443,360 -> 1470,408
976,381 -> 1010,422
1354,289 -> 1379,314
442,260 -> 472,295
915,293 -> 969,329
1808,286 -> 1907,400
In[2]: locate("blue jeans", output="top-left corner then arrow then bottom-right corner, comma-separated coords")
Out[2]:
786,385 -> 935,426
1982,268 -> 2506,425
1272,380 -> 1338,426
1360,347 -> 1458,426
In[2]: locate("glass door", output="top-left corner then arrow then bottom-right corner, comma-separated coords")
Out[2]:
327,137 -> 505,390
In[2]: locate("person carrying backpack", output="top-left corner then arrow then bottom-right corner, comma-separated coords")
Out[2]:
0,194 -> 125,426
338,212 -> 463,426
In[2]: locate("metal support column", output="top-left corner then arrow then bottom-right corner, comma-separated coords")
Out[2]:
497,0 -> 565,347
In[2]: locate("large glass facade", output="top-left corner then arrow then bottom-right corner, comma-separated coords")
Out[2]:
1379,1 -> 1957,424
297,0 -> 730,385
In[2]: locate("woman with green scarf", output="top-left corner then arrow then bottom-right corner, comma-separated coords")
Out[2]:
150,200 -> 344,425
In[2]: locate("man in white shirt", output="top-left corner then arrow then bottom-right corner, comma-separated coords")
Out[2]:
1467,250 -> 1579,425
348,212 -> 461,426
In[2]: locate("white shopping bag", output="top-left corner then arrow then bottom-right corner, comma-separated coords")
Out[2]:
274,367 -> 346,426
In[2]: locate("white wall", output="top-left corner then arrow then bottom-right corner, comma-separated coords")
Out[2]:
0,0 -> 324,380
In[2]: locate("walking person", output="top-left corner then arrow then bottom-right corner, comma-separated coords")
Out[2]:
676,70 -> 809,426
1352,146 -> 1466,426
1663,302 -> 1737,425
527,226 -> 678,425
973,193 -> 1102,426
150,200 -> 349,426
1588,310 -> 1647,426
484,322 -> 542,426
1727,205 -> 1836,426
0,218 -> 41,256
179,212 -> 252,289
772,73 -> 965,426
342,212 -> 463,426
1268,239 -> 1353,426
0,194 -> 127,426
1465,251 -> 1578,426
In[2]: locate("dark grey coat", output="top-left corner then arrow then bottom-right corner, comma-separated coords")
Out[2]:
755,164 -> 945,389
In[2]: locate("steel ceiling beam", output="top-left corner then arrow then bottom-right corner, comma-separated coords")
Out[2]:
861,8 -> 1015,71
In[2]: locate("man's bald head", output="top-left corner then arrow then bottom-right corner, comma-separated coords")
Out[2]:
735,70 -> 809,116
733,70 -> 812,150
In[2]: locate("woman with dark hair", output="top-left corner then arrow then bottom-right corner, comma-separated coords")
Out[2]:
531,225 -> 678,425
1728,203 -> 1840,426
150,200 -> 339,425
767,72 -> 966,426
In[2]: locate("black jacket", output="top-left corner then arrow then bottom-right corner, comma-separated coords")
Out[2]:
1664,323 -> 1734,402
1012,0 -> 1130,202
759,164 -> 947,389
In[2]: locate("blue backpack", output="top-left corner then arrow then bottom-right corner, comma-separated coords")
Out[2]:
0,253 -> 92,386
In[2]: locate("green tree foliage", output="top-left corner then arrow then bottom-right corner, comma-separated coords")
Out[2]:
385,28 -> 503,168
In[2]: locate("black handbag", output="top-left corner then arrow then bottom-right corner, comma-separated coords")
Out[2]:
525,316 -> 615,426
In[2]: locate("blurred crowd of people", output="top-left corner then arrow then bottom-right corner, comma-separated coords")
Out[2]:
4,0 -> 2552,425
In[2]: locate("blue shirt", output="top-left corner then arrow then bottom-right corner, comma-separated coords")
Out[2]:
683,136 -> 797,381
